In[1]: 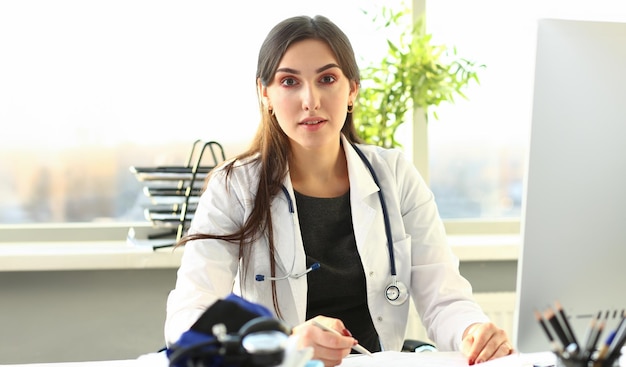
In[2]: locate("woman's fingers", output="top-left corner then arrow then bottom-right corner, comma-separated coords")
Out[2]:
293,316 -> 354,367
462,322 -> 514,364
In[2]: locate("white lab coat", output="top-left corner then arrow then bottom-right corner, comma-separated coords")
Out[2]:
164,134 -> 489,351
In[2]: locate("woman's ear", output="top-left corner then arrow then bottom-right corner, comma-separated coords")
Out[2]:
257,78 -> 270,108
349,80 -> 359,104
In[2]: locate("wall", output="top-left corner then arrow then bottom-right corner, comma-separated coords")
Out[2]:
0,261 -> 517,364
0,269 -> 177,364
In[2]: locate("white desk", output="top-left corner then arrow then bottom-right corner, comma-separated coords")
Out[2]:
340,351 -> 556,366
4,351 -> 624,367
0,351 -> 597,367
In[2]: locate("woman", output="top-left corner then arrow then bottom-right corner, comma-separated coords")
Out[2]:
164,14 -> 513,367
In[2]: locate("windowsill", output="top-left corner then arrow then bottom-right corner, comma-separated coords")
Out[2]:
0,234 -> 520,272
0,241 -> 183,272
448,234 -> 520,261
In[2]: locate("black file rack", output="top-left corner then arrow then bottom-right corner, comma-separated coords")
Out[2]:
130,140 -> 226,249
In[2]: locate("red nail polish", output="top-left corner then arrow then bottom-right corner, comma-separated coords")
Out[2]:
342,328 -> 352,337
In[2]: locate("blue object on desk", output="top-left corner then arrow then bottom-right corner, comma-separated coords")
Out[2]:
167,293 -> 291,367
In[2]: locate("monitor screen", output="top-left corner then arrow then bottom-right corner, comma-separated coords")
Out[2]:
514,18 -> 626,353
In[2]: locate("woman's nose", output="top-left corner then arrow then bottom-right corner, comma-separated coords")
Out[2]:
301,84 -> 320,111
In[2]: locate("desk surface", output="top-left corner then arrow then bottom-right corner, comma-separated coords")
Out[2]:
339,351 -> 558,367
0,351 -> 562,367
5,351 -> 625,367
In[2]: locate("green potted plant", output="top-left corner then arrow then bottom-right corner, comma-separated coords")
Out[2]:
354,6 -> 484,149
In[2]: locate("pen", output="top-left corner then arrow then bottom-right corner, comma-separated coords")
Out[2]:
544,308 -> 571,350
593,330 -> 615,367
555,301 -> 578,348
312,320 -> 373,357
604,313 -> 626,366
589,311 -> 609,353
581,311 -> 602,359
535,309 -> 561,352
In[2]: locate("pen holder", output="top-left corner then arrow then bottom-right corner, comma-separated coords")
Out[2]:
555,353 -> 590,367
555,351 -> 622,367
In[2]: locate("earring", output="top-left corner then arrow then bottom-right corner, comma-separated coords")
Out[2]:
347,103 -> 354,113
268,107 -> 275,116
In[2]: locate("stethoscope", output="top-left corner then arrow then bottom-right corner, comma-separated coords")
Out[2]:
255,143 -> 409,306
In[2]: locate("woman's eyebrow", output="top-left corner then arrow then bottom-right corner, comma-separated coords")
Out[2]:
275,63 -> 341,75
316,63 -> 340,73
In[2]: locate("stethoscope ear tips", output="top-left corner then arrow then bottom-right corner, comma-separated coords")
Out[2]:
385,280 -> 409,306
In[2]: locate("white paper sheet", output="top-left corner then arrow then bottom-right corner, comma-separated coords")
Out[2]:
337,351 -> 558,367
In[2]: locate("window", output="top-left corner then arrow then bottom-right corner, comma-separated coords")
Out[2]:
0,0 -> 404,240
423,1 -> 535,220
4,0 -> 620,241
423,0 -> 626,224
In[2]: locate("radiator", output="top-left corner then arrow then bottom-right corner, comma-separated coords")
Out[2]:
404,292 -> 517,346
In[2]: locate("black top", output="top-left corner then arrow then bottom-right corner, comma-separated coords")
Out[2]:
294,189 -> 381,353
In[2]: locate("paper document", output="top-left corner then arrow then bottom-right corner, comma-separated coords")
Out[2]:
338,351 -> 558,367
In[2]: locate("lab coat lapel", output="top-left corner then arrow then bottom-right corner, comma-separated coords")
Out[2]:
275,173 -> 308,323
342,136 -> 380,250
273,176 -> 299,274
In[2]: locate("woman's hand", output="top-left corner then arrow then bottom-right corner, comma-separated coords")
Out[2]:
461,322 -> 514,365
292,315 -> 356,367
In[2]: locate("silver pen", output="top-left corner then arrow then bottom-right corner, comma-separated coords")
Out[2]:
312,320 -> 374,357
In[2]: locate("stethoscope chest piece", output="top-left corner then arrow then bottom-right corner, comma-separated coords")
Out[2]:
350,143 -> 411,307
385,278 -> 409,306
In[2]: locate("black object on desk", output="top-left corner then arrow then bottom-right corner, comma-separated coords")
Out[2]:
402,339 -> 437,353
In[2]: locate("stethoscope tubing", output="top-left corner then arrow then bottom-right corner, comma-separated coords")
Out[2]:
349,143 -> 398,278
255,143 -> 408,305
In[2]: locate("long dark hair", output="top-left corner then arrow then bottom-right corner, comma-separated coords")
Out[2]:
177,15 -> 362,318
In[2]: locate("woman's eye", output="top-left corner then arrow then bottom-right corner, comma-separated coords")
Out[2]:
280,77 -> 298,87
320,75 -> 336,84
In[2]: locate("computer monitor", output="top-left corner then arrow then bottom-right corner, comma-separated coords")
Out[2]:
514,18 -> 626,353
